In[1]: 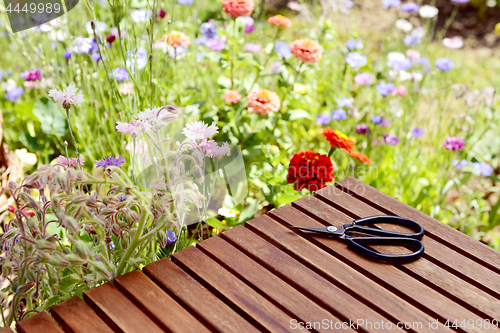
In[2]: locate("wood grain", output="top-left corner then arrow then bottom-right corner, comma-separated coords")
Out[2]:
50,296 -> 114,333
197,235 -> 354,333
144,257 -> 260,333
16,311 -> 64,333
83,282 -> 163,333
0,327 -> 13,333
114,270 -> 211,333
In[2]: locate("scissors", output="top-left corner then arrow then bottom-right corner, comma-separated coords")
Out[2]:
289,215 -> 425,262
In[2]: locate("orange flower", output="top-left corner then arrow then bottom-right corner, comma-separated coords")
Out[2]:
224,90 -> 242,104
247,89 -> 280,115
322,127 -> 355,153
222,0 -> 255,18
268,15 -> 292,27
350,151 -> 372,165
290,38 -> 322,63
162,31 -> 191,48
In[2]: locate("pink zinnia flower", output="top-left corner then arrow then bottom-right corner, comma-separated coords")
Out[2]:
224,90 -> 241,104
56,155 -> 85,167
290,38 -> 323,63
247,89 -> 280,115
222,0 -> 255,18
268,15 -> 292,27
443,137 -> 465,151
405,49 -> 421,59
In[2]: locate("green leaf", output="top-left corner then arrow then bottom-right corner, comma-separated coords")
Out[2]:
286,109 -> 312,121
217,77 -> 232,89
32,98 -> 68,137
238,197 -> 259,223
55,275 -> 80,294
206,217 -> 225,229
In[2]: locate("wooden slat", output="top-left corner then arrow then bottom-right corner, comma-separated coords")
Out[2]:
16,311 -> 64,333
144,257 -> 260,333
197,235 -> 354,333
312,188 -> 500,320
317,184 -> 500,299
269,203 -> 486,332
244,215 -> 453,333
172,246 -> 298,333
114,270 -> 211,333
221,225 -> 397,333
50,296 -> 114,333
335,177 -> 500,271
0,327 -> 14,332
83,282 -> 163,333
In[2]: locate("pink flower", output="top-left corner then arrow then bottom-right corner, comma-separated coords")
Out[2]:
392,85 -> 408,96
8,205 -> 35,217
224,90 -> 242,104
116,121 -> 136,135
354,73 -> 372,85
199,140 -> 230,158
290,38 -> 322,63
405,49 -> 421,59
443,37 -> 463,50
443,137 -> 465,151
56,155 -> 85,167
222,0 -> 255,18
182,121 -> 219,141
247,89 -> 280,115
48,84 -> 85,108
162,31 -> 191,47
267,15 -> 292,27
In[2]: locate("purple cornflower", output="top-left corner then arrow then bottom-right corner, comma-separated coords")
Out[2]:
344,1 -> 355,8
5,87 -> 24,102
200,22 -> 217,39
240,16 -> 254,33
89,40 -> 99,53
170,45 -> 187,58
196,53 -> 205,61
356,123 -> 369,134
177,0 -> 193,4
346,52 -> 367,67
382,0 -> 400,9
21,68 -> 42,81
275,41 -> 291,59
52,42 -> 58,50
245,25 -> 255,33
411,128 -> 424,138
381,118 -> 391,127
452,159 -> 468,170
391,58 -> 412,70
401,2 -> 419,12
345,38 -> 363,50
354,73 -> 372,85
418,57 -> 430,66
95,155 -> 126,168
451,0 -> 469,3
272,61 -> 281,73
245,43 -> 261,53
206,38 -> 225,52
64,52 -> 72,59
166,229 -> 177,245
384,133 -> 400,145
332,109 -> 347,120
473,162 -> 494,176
91,53 -> 101,61
403,35 -> 421,46
371,115 -> 383,125
435,58 -> 455,71
443,137 -> 465,151
112,67 -> 129,81
195,37 -> 207,45
376,82 -> 396,96
316,114 -> 331,125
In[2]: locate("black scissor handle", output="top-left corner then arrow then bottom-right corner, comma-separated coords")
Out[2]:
344,235 -> 425,262
347,215 -> 424,239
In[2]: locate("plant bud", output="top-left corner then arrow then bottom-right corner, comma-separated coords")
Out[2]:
61,215 -> 81,233
35,250 -> 51,263
70,196 -> 88,205
27,218 -> 41,236
86,196 -> 98,208
73,240 -> 89,261
193,166 -> 204,183
49,255 -> 71,267
66,167 -> 77,181
92,261 -> 112,281
17,282 -> 35,294
65,254 -> 87,265
112,224 -> 121,238
7,181 -> 17,194
36,239 -> 57,251
192,148 -> 205,166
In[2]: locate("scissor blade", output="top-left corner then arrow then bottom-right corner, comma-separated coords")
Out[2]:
289,226 -> 330,233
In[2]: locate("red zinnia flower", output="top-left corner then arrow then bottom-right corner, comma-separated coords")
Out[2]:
350,151 -> 372,165
322,127 -> 355,153
287,151 -> 334,192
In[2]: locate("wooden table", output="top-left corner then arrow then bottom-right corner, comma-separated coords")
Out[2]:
6,177 -> 500,333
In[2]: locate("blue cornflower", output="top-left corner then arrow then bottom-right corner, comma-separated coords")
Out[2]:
275,41 -> 291,59
376,82 -> 396,96
64,52 -> 72,59
112,67 -> 129,81
52,42 -> 58,50
401,2 -> 419,12
451,0 -> 469,3
196,53 -> 205,61
316,114 -> 331,125
332,109 -> 347,120
166,229 -> 177,244
177,0 -> 193,4
345,38 -> 363,50
391,58 -> 412,70
346,52 -> 367,68
435,58 -> 455,71
91,53 -> 101,61
403,35 -> 421,46
371,115 -> 383,125
5,87 -> 24,102
411,128 -> 424,138
382,0 -> 400,9
95,155 -> 126,168
418,58 -> 430,66
452,159 -> 468,170
89,40 -> 99,53
200,22 -> 217,39
473,162 -> 494,177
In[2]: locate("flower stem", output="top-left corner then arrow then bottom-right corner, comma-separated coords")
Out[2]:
66,108 -> 82,170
